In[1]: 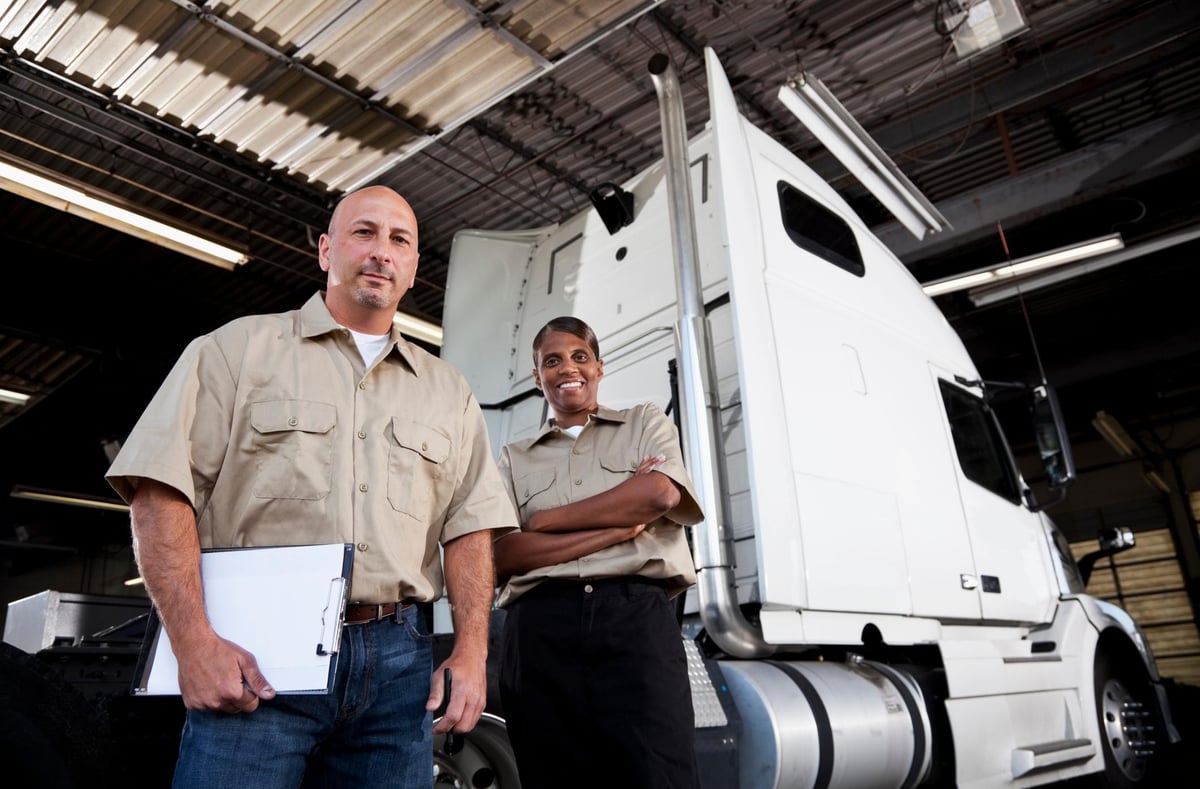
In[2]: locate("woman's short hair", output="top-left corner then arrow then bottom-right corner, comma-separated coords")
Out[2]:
532,316 -> 600,364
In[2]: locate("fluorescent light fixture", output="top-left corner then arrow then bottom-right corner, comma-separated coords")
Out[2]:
0,159 -> 249,270
922,233 -> 1124,297
1141,465 -> 1171,494
0,387 -> 31,405
1092,411 -> 1138,458
393,311 -> 443,347
969,225 -> 1200,307
10,485 -> 130,513
778,74 -> 949,240
124,576 -> 146,587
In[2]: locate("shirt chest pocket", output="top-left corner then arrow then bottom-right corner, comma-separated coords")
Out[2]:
598,451 -> 634,484
515,469 -> 557,521
388,418 -> 452,520
249,400 -> 336,500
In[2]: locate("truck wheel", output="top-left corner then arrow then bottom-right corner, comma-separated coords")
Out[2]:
433,712 -> 521,788
1092,650 -> 1157,787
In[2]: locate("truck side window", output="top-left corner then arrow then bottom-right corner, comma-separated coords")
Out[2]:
777,181 -> 865,276
939,380 -> 1021,504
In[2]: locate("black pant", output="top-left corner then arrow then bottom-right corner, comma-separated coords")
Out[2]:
499,577 -> 699,789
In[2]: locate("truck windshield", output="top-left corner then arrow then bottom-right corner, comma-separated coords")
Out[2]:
939,379 -> 1022,504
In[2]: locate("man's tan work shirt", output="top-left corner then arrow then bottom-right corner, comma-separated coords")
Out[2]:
496,403 -> 702,606
107,292 -> 516,603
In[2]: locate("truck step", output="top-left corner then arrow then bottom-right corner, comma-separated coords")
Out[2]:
1011,738 -> 1094,778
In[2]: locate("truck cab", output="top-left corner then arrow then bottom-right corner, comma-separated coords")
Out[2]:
440,48 -> 1176,789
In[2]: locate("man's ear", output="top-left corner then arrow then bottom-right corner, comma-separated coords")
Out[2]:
532,367 -> 543,392
404,254 -> 419,288
317,234 -> 331,272
596,358 -> 604,381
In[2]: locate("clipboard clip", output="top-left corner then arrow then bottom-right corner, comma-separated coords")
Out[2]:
316,576 -> 348,656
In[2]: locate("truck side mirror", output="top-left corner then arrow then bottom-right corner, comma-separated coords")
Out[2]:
1076,526 -> 1136,586
1027,384 -> 1076,511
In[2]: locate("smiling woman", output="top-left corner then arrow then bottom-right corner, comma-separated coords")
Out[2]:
491,315 -> 705,789
530,317 -> 604,428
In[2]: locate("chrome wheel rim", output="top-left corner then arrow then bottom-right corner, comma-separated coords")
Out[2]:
1100,676 -> 1151,782
432,712 -> 520,788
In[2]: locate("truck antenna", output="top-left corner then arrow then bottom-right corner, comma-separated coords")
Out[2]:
997,222 -> 1050,386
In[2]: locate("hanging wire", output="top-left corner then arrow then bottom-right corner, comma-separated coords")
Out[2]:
996,222 -> 1049,385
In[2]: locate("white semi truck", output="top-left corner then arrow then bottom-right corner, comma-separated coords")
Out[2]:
436,50 -> 1178,788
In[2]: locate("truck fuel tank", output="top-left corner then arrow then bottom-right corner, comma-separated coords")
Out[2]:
719,657 -> 932,789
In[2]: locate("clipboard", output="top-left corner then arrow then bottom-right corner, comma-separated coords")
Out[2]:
133,543 -> 354,695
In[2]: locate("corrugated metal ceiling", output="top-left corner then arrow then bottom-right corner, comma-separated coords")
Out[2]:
1,0 -> 662,191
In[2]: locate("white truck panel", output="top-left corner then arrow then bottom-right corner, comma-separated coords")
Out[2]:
444,228 -> 547,403
947,689 -> 1093,788
709,82 -> 987,623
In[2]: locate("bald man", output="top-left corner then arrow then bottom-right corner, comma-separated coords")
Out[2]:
108,186 -> 516,787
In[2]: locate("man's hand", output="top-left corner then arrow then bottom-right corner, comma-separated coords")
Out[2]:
130,479 -> 274,714
175,631 -> 275,713
434,530 -> 494,734
427,653 -> 487,734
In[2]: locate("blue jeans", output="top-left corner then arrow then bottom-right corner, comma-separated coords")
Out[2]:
173,604 -> 433,788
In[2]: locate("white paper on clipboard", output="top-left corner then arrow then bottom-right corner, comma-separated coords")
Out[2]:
134,543 -> 353,695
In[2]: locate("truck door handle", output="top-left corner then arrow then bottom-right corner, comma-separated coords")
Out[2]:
960,574 -> 978,590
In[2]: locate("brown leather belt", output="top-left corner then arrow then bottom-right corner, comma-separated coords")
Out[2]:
343,601 -> 414,624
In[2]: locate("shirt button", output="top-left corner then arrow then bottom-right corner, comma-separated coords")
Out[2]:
359,382 -> 367,390
584,584 -> 594,593
357,431 -> 367,439
288,417 -> 298,426
574,479 -> 582,486
421,441 -> 428,451
357,542 -> 368,552
359,483 -> 368,492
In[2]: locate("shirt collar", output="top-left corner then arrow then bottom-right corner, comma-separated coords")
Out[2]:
531,404 -> 627,444
298,291 -> 421,375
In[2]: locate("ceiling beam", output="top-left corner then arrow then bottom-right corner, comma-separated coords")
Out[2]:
877,114 -> 1200,260
865,3 -> 1200,160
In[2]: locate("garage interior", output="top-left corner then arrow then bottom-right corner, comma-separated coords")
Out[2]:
0,0 -> 1198,778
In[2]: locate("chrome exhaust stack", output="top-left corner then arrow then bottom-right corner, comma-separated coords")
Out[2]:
648,53 -> 773,659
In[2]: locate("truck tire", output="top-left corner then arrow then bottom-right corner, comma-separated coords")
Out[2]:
430,613 -> 521,787
1091,649 -> 1157,788
433,712 -> 522,788
0,642 -> 113,789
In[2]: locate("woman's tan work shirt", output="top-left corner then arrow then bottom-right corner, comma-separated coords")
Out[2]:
106,292 -> 516,603
496,402 -> 702,606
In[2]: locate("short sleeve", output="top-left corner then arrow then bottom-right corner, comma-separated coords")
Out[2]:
637,403 -> 703,526
439,389 -> 519,544
106,334 -> 236,509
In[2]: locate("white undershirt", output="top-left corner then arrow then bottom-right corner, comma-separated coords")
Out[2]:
348,329 -> 391,367
561,424 -> 584,439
